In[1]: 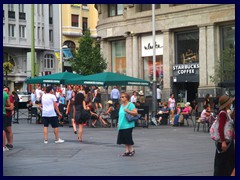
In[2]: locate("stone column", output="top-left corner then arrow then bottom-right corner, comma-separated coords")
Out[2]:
198,24 -> 221,98
161,29 -> 173,102
126,36 -> 133,92
132,35 -> 138,78
198,25 -> 207,87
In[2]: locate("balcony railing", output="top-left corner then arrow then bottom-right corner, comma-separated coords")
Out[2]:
8,11 -> 15,19
19,12 -> 25,20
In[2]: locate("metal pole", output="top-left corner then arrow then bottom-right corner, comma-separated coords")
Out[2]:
31,4 -> 35,78
152,4 -> 157,122
59,4 -> 63,72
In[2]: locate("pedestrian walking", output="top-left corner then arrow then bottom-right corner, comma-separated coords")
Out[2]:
3,89 -> 12,151
117,92 -> 138,157
168,93 -> 176,125
41,86 -> 64,144
213,95 -> 235,176
66,90 -> 77,134
74,93 -> 89,142
3,87 -> 14,150
110,86 -> 120,104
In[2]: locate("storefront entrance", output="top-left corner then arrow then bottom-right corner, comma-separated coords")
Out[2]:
173,82 -> 199,103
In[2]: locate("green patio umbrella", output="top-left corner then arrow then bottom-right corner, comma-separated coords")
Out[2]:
26,72 -> 83,85
66,72 -> 150,86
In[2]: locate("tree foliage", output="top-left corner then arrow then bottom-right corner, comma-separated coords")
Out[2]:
3,61 -> 14,73
210,48 -> 235,84
70,29 -> 107,75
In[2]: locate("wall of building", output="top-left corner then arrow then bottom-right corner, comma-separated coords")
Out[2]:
95,4 -> 235,103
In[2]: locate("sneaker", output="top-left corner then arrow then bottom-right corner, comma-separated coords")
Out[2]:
55,138 -> 64,144
6,144 -> 13,150
44,140 -> 48,144
3,146 -> 9,152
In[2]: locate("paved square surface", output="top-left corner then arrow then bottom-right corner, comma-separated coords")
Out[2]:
3,120 -> 215,176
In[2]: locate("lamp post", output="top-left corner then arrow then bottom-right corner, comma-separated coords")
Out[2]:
59,4 -> 63,72
152,4 -> 157,122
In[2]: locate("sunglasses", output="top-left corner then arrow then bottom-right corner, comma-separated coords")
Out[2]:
121,96 -> 125,98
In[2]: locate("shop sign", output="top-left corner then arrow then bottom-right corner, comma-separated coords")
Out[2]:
141,34 -> 163,57
173,63 -> 199,75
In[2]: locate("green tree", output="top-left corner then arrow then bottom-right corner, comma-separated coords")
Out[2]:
3,61 -> 14,86
210,48 -> 235,84
70,29 -> 107,75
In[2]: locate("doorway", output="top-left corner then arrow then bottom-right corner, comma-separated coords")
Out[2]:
173,82 -> 199,103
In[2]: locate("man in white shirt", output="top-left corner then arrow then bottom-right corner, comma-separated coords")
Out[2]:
41,86 -> 64,144
110,86 -> 120,104
35,85 -> 42,102
157,86 -> 162,104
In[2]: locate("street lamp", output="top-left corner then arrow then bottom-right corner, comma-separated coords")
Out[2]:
151,4 -> 157,123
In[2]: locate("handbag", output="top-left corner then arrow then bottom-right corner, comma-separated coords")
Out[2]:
125,103 -> 140,122
210,111 -> 234,142
125,112 -> 140,122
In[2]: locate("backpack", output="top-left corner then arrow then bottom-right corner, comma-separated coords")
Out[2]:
209,111 -> 234,142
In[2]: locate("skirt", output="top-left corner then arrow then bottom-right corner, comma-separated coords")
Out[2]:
117,128 -> 134,145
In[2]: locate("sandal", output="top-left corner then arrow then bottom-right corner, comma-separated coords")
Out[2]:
128,151 -> 135,157
121,152 -> 130,157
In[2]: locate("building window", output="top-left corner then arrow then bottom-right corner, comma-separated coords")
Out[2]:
44,54 -> 54,69
71,14 -> 79,27
112,40 -> 126,74
49,30 -> 53,42
42,27 -> 44,42
42,4 -> 44,16
19,4 -> 25,20
19,4 -> 24,12
49,4 -> 53,24
82,4 -> 89,10
140,4 -> 160,11
38,27 -> 40,40
63,40 -> 76,53
108,4 -> 123,17
175,31 -> 199,64
8,4 -> 15,19
8,4 -> 14,11
82,17 -> 88,32
19,25 -> 26,38
8,24 -> 15,37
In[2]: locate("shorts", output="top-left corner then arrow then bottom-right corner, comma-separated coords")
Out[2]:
94,97 -> 101,103
3,114 -> 12,130
42,116 -> 58,128
170,107 -> 175,111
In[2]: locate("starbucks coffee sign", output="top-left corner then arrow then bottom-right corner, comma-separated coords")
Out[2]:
173,63 -> 199,75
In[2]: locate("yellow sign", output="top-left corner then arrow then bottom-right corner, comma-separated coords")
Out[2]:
54,51 -> 60,61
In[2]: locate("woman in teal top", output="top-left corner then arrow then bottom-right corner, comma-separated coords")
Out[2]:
117,92 -> 138,157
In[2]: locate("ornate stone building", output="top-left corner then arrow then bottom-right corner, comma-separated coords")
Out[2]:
95,4 -> 235,103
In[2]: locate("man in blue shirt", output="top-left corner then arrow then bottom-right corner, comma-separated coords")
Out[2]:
110,86 -> 120,104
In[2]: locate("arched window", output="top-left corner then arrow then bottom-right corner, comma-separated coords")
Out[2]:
44,54 -> 54,69
63,40 -> 76,53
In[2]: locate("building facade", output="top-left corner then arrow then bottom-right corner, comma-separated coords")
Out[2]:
95,4 -> 235,103
3,4 -> 60,92
61,4 -> 98,71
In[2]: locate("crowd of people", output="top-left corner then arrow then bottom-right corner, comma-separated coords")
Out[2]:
3,85 -> 235,174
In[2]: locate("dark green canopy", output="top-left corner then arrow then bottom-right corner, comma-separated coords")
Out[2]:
66,72 -> 150,86
26,72 -> 82,85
